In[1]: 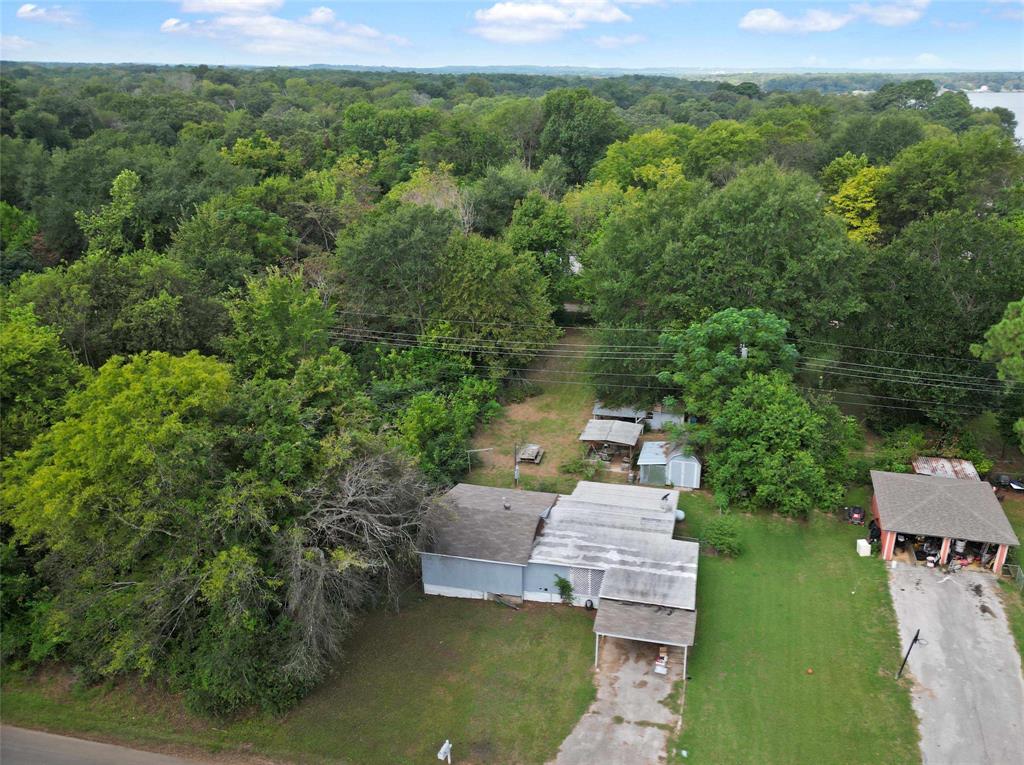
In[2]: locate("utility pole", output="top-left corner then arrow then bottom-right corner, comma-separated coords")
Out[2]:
896,629 -> 921,679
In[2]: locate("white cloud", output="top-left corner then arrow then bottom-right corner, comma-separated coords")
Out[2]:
740,0 -> 931,34
851,0 -> 930,27
594,32 -> 645,48
161,10 -> 406,55
739,7 -> 853,33
472,1 -> 631,43
15,4 -> 77,25
301,6 -> 335,25
914,52 -> 942,66
180,0 -> 282,13
0,34 -> 35,52
161,18 -> 192,34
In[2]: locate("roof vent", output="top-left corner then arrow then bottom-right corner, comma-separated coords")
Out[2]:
502,497 -> 511,510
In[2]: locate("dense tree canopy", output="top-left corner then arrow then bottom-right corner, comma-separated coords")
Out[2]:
1,62 -> 1021,715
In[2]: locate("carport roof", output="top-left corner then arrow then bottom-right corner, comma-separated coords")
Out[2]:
579,419 -> 644,447
871,470 -> 1019,546
425,484 -> 557,565
594,599 -> 697,647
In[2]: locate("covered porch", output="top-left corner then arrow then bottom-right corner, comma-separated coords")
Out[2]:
592,599 -> 696,681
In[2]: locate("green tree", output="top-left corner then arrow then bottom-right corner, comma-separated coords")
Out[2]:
74,169 -> 143,258
683,120 -> 766,183
659,308 -> 799,418
0,306 -> 84,457
703,372 -> 841,516
972,299 -> 1024,449
820,151 -> 869,195
504,191 -> 573,304
829,165 -> 890,244
223,268 -> 333,379
335,203 -> 456,333
590,127 -> 693,189
539,88 -> 626,184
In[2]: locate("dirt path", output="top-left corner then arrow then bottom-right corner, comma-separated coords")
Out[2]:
467,328 -> 605,492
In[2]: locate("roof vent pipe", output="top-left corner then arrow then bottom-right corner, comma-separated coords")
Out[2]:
661,493 -> 673,512
503,497 -> 511,510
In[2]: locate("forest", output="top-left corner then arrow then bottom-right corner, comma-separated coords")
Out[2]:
1,63 -> 1022,716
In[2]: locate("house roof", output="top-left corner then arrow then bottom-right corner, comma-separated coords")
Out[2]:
579,419 -> 644,447
870,470 -> 1019,546
594,599 -> 697,647
529,486 -> 699,610
425,484 -> 557,565
570,481 -> 679,511
912,456 -> 980,481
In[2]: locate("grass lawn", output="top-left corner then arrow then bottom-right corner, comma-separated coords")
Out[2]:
2,597 -> 596,765
669,491 -> 920,765
466,327 -> 626,494
997,494 -> 1024,659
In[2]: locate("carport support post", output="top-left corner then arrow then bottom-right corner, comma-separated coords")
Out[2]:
594,633 -> 600,668
939,537 -> 951,565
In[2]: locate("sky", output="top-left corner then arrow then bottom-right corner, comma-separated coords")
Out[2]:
1,1 -> 1022,71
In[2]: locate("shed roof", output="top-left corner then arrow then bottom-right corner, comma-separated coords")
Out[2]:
912,456 -> 980,481
592,401 -> 647,420
593,599 -> 696,647
579,419 -> 644,447
637,441 -> 700,467
426,484 -> 557,565
870,470 -> 1019,546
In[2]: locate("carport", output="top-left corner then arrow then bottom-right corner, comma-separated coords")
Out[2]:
593,599 -> 696,679
870,470 -> 1019,574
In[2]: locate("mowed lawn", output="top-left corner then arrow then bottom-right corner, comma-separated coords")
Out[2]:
998,493 -> 1024,658
2,597 -> 596,765
671,492 -> 920,765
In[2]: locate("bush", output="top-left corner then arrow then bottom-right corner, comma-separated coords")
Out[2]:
559,451 -> 600,480
704,515 -> 743,557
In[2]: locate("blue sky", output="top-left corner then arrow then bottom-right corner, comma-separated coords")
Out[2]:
1,1 -> 1022,70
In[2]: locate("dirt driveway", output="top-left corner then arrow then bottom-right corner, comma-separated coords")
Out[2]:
887,566 -> 1024,764
548,638 -> 683,765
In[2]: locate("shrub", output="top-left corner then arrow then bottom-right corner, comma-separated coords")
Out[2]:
559,451 -> 600,480
554,574 -> 574,605
704,515 -> 743,557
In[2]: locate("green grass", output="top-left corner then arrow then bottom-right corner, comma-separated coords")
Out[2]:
669,491 -> 920,765
2,597 -> 597,765
997,495 -> 1024,660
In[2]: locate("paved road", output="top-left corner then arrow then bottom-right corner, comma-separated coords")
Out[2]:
549,637 -> 684,765
0,726 -> 207,765
888,566 -> 1024,765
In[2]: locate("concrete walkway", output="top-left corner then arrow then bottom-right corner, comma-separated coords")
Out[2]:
0,726 -> 212,765
549,637 -> 683,765
887,566 -> 1024,765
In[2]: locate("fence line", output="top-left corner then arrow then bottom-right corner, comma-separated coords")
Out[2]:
1004,563 -> 1024,591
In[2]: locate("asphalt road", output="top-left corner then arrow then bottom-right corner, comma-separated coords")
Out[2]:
0,726 -> 205,765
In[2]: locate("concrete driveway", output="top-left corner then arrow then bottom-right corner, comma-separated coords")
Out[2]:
548,637 -> 683,765
887,566 -> 1024,764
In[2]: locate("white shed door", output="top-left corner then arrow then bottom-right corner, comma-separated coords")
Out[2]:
669,459 -> 684,487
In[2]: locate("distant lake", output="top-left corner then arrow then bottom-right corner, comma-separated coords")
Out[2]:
965,90 -> 1024,142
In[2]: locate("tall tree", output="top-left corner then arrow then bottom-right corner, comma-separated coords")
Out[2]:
539,88 -> 625,184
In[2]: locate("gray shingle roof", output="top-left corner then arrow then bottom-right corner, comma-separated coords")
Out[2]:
593,599 -> 696,647
871,470 -> 1019,546
426,484 -> 557,565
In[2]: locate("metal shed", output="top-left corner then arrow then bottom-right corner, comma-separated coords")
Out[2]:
637,441 -> 701,489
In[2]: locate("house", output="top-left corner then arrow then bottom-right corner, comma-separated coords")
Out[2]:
419,481 -> 699,669
637,441 -> 702,489
870,470 -> 1019,574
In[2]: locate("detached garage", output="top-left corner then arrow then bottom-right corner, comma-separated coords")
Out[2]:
637,441 -> 701,489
